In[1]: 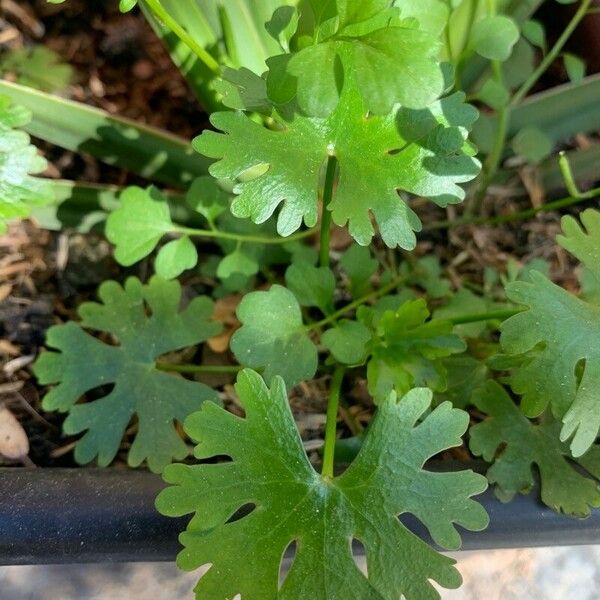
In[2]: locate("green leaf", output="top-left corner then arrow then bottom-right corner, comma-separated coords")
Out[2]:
557,209 -> 600,282
394,0 -> 450,35
265,6 -> 299,52
470,381 -> 600,517
185,176 -> 230,225
401,256 -> 451,299
521,19 -> 546,51
365,299 -> 466,400
475,78 -> 510,110
340,245 -> 378,298
471,15 -> 520,61
322,319 -> 371,364
230,285 -> 318,387
213,67 -> 271,113
196,84 -> 479,248
0,80 -> 209,189
33,277 -> 221,472
0,46 -> 73,93
157,370 -> 488,599
155,236 -> 198,280
563,53 -> 586,83
511,126 -> 553,163
434,288 -> 488,338
285,262 -> 335,313
105,186 -> 174,266
216,249 -> 259,279
434,355 -> 489,409
501,269 -> 600,458
119,0 -> 137,12
0,95 -> 53,233
283,23 -> 444,116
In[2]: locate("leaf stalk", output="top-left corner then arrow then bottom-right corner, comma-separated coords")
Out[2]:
319,157 -> 338,268
322,366 -> 345,478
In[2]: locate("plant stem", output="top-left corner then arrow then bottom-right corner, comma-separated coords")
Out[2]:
319,157 -> 338,268
306,275 -> 406,332
511,0 -> 593,105
175,225 -> 315,245
468,60 -> 508,214
156,363 -> 244,374
558,151 -> 597,200
143,0 -> 221,74
448,308 -> 523,325
322,366 -> 345,478
426,186 -> 600,231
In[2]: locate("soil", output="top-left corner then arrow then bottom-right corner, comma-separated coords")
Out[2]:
0,1 -> 598,469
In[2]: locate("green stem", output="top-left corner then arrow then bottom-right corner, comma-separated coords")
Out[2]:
156,363 -> 244,374
322,366 -> 345,478
143,0 -> 221,74
448,308 -> 523,325
558,151 -> 597,200
426,186 -> 600,231
468,61 -> 508,214
306,275 -> 406,332
175,225 -> 314,245
319,157 -> 338,268
511,0 -> 593,105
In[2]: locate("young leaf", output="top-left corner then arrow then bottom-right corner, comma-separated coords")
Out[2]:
511,126 -> 553,163
0,46 -> 73,93
365,299 -> 466,400
155,236 -> 198,280
216,249 -> 259,280
0,95 -> 53,233
470,381 -> 600,517
185,176 -> 231,225
265,2 -> 444,116
322,319 -> 371,364
285,262 -> 335,313
157,370 -> 488,599
340,244 -> 378,298
230,285 -> 318,387
470,15 -> 520,62
196,82 -> 479,248
33,277 -> 221,473
105,186 -> 175,265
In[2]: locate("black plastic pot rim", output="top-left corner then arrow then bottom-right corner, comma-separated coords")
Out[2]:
1,464 -> 599,566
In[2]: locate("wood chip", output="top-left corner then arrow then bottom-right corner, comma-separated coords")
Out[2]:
3,355 -> 35,377
0,405 -> 29,460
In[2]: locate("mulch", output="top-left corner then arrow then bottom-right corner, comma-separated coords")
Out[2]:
0,0 -> 597,468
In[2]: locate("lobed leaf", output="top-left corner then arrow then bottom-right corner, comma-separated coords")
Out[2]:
0,95 -> 53,233
196,77 -> 479,249
33,277 -> 221,472
501,210 -> 600,457
470,381 -> 600,517
157,370 -> 488,599
365,298 -> 466,400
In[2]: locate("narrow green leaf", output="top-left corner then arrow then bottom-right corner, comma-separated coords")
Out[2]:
0,80 -> 209,188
